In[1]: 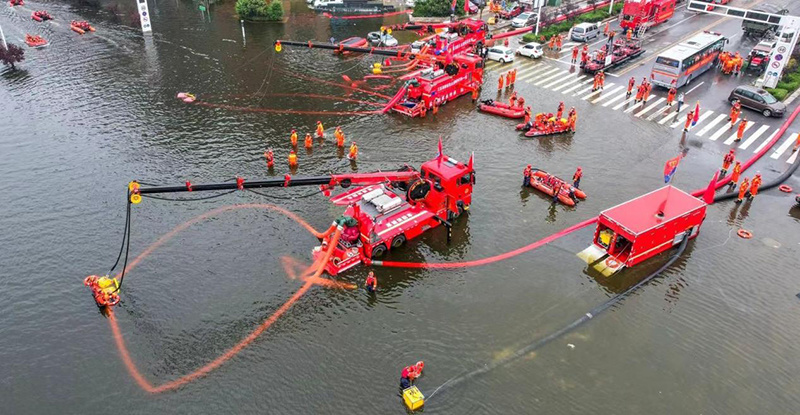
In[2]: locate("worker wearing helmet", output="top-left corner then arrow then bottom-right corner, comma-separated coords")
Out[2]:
335,127 -> 345,147
304,133 -> 313,149
288,150 -> 298,167
626,77 -> 635,98
290,129 -> 298,147
721,149 -> 735,175
735,118 -> 748,142
316,121 -> 324,138
348,141 -> 358,160
400,365 -> 416,389
667,85 -> 677,107
573,167 -> 583,189
571,46 -> 579,64
556,102 -> 564,120
523,164 -> 532,187
684,110 -> 694,132
264,149 -> 274,169
497,75 -> 504,91
365,271 -> 377,293
735,177 -> 750,203
729,161 -> 742,188
749,173 -> 762,200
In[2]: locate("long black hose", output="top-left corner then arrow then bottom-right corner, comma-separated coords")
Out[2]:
425,230 -> 693,402
713,151 -> 800,203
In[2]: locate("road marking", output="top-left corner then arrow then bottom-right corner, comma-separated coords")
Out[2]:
562,78 -> 593,94
754,129 -> 779,153
723,121 -> 754,145
646,104 -> 671,121
581,83 -> 615,100
612,95 -> 637,110
624,95 -> 655,113
635,97 -> 666,117
673,109 -> 712,129
573,83 -> 596,96
535,70 -> 569,86
524,66 -> 561,82
550,75 -> 586,91
695,113 -> 725,136
787,148 -> 799,164
707,123 -> 731,141
602,90 -> 630,107
591,85 -> 624,103
684,81 -> 705,96
515,63 -> 542,77
770,133 -> 798,159
738,124 -> 770,150
517,65 -> 552,81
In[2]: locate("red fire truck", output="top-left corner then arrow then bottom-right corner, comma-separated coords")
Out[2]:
578,186 -> 706,276
620,0 -> 677,32
130,147 -> 475,277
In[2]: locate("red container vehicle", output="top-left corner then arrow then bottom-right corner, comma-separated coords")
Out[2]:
578,186 -> 705,276
620,0 -> 676,32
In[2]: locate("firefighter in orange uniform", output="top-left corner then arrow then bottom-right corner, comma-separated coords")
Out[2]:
684,110 -> 694,132
556,101 -> 565,120
729,161 -> 742,188
721,149 -> 735,175
264,149 -> 274,168
571,46 -> 579,63
290,129 -> 298,147
510,91 -> 518,108
572,166 -> 583,188
735,118 -> 747,142
316,121 -> 324,138
626,29 -> 633,41
667,85 -> 677,106
335,127 -> 345,147
304,133 -> 313,149
735,177 -> 749,203
749,172 -> 762,199
523,164 -> 532,186
729,100 -> 741,127
288,150 -> 298,167
348,141 -> 359,160
498,74 -> 504,91
627,76 -> 636,98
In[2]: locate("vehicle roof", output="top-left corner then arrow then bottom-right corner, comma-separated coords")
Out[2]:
490,45 -> 513,51
420,156 -> 471,181
523,42 -> 542,47
574,22 -> 596,28
735,85 -> 770,94
659,32 -> 724,60
517,11 -> 533,16
600,186 -> 705,236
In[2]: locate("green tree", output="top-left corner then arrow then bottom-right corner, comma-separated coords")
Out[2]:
268,0 -> 283,20
412,0 -> 467,18
0,43 -> 25,70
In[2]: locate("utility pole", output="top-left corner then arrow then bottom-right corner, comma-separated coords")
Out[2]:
241,19 -> 246,47
534,0 -> 543,35
0,23 -> 7,50
608,0 -> 613,14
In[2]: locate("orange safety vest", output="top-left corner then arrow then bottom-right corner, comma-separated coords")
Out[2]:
304,135 -> 313,148
291,132 -> 298,146
737,121 -> 747,138
288,153 -> 297,165
731,163 -> 741,183
349,144 -> 358,158
750,177 -> 762,195
738,179 -> 749,199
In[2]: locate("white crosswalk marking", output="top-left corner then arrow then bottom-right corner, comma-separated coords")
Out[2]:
673,109 -> 712,129
612,95 -> 638,110
514,63 -> 541,78
582,83 -> 615,100
562,79 -> 593,94
591,86 -> 624,103
660,103 -> 690,125
562,42 -> 578,49
574,83 -> 595,95
602,90 -> 629,107
646,104 -> 671,121
635,97 -> 666,117
519,65 -> 554,81
754,130 -> 779,153
770,133 -> 798,159
707,123 -> 731,141
551,75 -> 586,91
625,95 -> 654,113
738,125 -> 770,150
723,121 -> 754,145
535,70 -> 569,86
695,113 -> 725,136
524,67 -> 561,82
787,148 -> 799,163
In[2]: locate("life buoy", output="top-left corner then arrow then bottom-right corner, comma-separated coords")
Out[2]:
737,229 -> 752,239
779,184 -> 792,193
604,258 -> 619,268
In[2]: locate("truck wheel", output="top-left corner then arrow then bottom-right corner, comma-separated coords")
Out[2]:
391,234 -> 406,249
371,244 -> 388,259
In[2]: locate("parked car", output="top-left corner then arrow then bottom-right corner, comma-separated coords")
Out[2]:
517,42 -> 543,59
487,46 -> 515,63
511,11 -> 536,28
499,5 -> 523,19
571,22 -> 600,42
728,85 -> 786,117
367,31 -> 398,47
467,0 -> 478,14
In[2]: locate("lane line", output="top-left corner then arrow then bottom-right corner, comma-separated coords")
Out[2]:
611,95 -> 637,110
738,124 -> 769,150
659,103 -> 690,125
581,83 -> 615,100
707,123 -> 731,141
673,109 -> 712,129
562,78 -> 593,94
723,121 -> 754,145
602,90 -> 630,107
522,66 -> 561,82
591,86 -> 624,103
770,133 -> 798,159
695,113 -> 725,136
534,70 -> 570,86
635,97 -> 666,117
624,94 -> 655,113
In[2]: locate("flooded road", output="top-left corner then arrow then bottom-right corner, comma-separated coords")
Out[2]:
2,0 -> 800,413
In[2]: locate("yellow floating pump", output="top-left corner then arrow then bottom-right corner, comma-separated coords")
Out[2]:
372,62 -> 382,75
402,386 -> 424,411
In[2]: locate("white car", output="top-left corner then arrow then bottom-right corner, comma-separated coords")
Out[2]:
511,11 -> 535,28
516,42 -> 543,59
486,46 -> 515,63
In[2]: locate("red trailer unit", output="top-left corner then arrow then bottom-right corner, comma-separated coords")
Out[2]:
620,0 -> 676,32
578,186 -> 705,276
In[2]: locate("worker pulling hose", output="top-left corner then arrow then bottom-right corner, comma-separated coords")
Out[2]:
424,230 -> 692,403
713,152 -> 800,203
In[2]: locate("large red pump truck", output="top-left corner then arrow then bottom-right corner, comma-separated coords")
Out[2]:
619,0 -> 676,32
130,150 -> 475,276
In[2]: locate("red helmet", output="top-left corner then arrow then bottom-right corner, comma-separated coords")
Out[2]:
291,129 -> 296,132
317,121 -> 322,124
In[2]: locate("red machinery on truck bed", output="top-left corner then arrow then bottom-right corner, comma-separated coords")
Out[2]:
577,186 -> 705,276
620,0 -> 676,32
131,147 -> 475,277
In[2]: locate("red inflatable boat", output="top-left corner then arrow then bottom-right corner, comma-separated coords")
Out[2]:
335,37 -> 367,54
24,34 -> 48,48
478,99 -> 525,119
32,11 -> 53,22
525,168 -> 586,206
516,114 -> 573,138
71,20 -> 96,35
9,0 -> 24,6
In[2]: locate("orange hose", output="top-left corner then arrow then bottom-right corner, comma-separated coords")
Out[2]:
106,204 -> 342,393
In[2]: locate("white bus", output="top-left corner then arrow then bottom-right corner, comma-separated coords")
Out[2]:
650,31 -> 726,88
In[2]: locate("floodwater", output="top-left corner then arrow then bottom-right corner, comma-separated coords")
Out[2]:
2,1 -> 800,413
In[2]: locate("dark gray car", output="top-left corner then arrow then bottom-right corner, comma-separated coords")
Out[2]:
727,85 -> 786,117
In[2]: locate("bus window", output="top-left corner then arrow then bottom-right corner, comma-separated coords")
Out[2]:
655,57 -> 679,68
